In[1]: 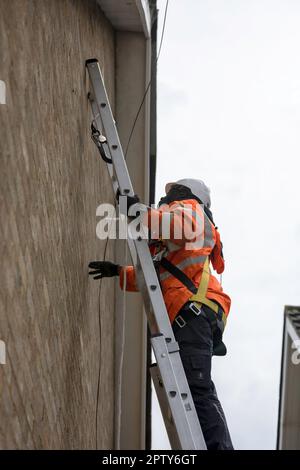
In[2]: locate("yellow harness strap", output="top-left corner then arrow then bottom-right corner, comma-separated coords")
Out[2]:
189,257 -> 219,314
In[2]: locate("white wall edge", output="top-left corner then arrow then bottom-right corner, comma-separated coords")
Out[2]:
0,80 -> 6,104
136,0 -> 151,39
286,316 -> 300,344
0,340 -> 6,365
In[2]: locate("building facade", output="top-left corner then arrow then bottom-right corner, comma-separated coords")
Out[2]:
0,0 -> 156,449
277,306 -> 300,449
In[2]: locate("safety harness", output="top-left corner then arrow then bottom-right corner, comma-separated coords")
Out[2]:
160,256 -> 218,313
160,255 -> 227,356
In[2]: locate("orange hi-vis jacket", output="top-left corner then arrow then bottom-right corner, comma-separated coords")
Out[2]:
119,198 -> 231,325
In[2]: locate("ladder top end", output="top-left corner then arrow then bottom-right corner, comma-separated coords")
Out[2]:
85,58 -> 99,67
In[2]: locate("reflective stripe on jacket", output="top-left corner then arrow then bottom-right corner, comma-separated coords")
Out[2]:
119,198 -> 231,324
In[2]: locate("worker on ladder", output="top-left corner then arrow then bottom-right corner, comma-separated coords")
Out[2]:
89,179 -> 233,450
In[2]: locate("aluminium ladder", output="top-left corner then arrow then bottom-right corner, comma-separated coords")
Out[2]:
86,58 -> 207,450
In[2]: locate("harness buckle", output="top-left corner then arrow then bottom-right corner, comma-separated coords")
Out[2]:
189,302 -> 202,316
175,315 -> 186,329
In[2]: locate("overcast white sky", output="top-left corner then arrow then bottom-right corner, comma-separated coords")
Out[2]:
152,0 -> 300,450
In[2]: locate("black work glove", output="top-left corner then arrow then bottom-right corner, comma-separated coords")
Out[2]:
88,261 -> 120,280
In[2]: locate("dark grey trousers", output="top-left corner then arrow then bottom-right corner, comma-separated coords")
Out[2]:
173,309 -> 234,450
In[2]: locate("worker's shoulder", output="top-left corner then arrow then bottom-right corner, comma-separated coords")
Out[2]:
170,198 -> 202,208
173,198 -> 204,214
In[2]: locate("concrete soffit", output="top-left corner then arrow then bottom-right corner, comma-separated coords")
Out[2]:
96,0 -> 151,38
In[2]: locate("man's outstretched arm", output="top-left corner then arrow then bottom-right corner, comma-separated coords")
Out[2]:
88,261 -> 138,292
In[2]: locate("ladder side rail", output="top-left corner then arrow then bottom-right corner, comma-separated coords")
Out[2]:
86,60 -> 134,196
87,59 -> 175,338
151,336 -> 207,450
89,95 -> 118,192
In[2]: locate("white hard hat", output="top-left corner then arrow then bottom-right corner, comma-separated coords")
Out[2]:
165,178 -> 211,208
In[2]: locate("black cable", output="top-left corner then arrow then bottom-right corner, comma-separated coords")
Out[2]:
124,0 -> 169,159
157,0 -> 170,62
